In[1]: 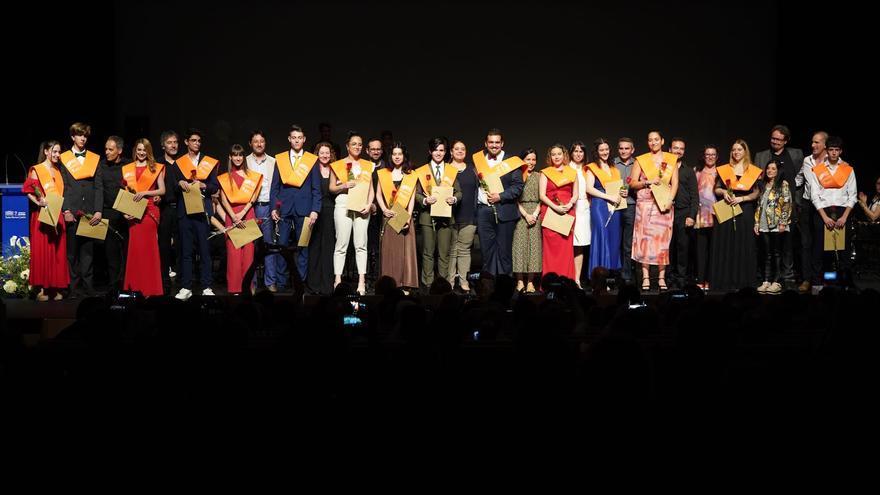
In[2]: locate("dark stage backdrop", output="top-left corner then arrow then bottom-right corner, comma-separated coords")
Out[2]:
4,1 -> 871,188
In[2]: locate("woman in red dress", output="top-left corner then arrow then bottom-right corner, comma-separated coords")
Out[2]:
22,140 -> 69,301
219,144 -> 262,295
539,144 -> 578,280
122,139 -> 165,296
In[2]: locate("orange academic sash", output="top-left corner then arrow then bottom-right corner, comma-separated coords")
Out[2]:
415,163 -> 459,194
586,162 -> 622,189
122,162 -> 164,193
176,154 -> 218,181
377,168 -> 419,207
33,164 -> 64,196
813,161 -> 853,189
472,152 -> 524,179
60,150 -> 100,180
717,164 -> 763,191
330,159 -> 375,186
542,166 -> 577,187
275,151 -> 318,187
635,152 -> 677,184
218,170 -> 263,205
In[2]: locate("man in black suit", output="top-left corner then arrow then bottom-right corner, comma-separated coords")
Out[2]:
755,125 -> 804,286
98,135 -> 129,291
473,128 -> 524,276
669,138 -> 698,288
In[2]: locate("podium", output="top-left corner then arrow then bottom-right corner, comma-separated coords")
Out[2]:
0,184 -> 30,256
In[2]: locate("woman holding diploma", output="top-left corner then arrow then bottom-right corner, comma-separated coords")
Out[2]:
709,139 -> 762,291
584,138 -> 625,275
329,131 -> 374,295
219,144 -> 261,296
305,142 -> 337,295
122,139 -> 165,297
376,142 -> 419,292
23,140 -> 69,301
629,130 -> 678,291
540,144 -> 578,280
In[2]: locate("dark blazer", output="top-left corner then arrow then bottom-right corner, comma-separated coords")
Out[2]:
60,151 -> 104,214
168,154 -> 220,218
477,150 -> 524,222
755,147 -> 804,193
98,157 -> 128,215
269,158 -> 322,217
674,162 -> 699,220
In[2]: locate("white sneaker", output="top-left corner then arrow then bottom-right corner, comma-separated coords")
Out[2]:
175,288 -> 192,300
757,281 -> 770,293
202,288 -> 215,296
766,282 -> 782,294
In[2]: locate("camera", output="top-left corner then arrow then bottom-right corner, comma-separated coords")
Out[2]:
343,315 -> 363,328
466,271 -> 481,283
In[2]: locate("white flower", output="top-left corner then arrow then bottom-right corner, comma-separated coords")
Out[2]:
21,269 -> 29,280
3,280 -> 18,293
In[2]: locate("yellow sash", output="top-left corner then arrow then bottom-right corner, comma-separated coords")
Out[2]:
813,161 -> 853,189
60,150 -> 100,180
218,170 -> 263,205
415,163 -> 459,194
176,154 -> 218,181
330,158 -> 375,186
378,168 -> 419,207
275,151 -> 318,188
472,152 -> 524,179
635,152 -> 677,184
586,162 -> 622,189
542,166 -> 577,187
32,164 -> 64,196
122,162 -> 164,193
717,164 -> 763,191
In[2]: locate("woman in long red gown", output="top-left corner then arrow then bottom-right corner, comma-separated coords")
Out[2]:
122,139 -> 165,296
22,140 -> 69,301
540,144 -> 578,280
219,144 -> 261,295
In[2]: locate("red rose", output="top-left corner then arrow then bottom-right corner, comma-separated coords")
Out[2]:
391,188 -> 397,197
75,210 -> 85,218
120,179 -> 128,187
725,179 -> 731,187
478,172 -> 484,179
426,174 -> 431,181
190,170 -> 197,180
275,200 -> 282,209
346,162 -> 352,171
661,162 -> 668,171
256,219 -> 263,225
626,177 -> 632,184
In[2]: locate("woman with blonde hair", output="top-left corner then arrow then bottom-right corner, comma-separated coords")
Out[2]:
122,138 -> 166,296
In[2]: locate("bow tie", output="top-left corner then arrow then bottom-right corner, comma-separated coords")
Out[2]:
74,151 -> 86,158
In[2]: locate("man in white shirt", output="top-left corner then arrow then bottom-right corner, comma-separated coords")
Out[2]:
246,130 -> 277,289
796,131 -> 827,293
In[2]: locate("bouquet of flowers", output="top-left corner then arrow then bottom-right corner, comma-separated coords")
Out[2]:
0,246 -> 31,298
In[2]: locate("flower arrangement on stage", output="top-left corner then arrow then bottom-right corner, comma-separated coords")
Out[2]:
0,247 -> 31,298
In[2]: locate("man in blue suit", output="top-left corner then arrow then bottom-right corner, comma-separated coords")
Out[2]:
270,125 -> 322,291
474,128 -> 524,276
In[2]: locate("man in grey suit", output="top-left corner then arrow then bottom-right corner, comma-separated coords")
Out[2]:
755,125 -> 804,286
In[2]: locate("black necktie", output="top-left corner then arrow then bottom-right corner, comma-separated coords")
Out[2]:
74,151 -> 86,158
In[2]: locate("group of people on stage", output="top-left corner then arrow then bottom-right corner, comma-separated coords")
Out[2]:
23,122 -> 878,301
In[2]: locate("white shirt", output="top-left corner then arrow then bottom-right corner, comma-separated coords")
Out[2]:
246,153 -> 276,203
570,162 -> 588,201
805,160 -> 857,210
431,160 -> 445,184
477,150 -> 504,205
798,154 -> 823,200
71,147 -> 86,164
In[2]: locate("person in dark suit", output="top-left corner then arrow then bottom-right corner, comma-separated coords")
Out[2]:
473,128 -> 524,276
170,128 -> 220,300
59,122 -> 104,297
270,125 -> 322,290
755,124 -> 804,286
669,138 -> 698,288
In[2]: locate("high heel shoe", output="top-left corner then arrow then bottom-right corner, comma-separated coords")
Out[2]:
658,279 -> 668,291
356,284 -> 366,296
641,279 -> 651,291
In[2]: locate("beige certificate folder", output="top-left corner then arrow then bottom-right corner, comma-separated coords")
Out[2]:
386,202 -> 411,234
112,189 -> 148,219
181,186 -> 205,215
297,220 -> 312,247
824,225 -> 846,251
75,215 -> 108,241
649,183 -> 673,211
38,192 -> 64,228
430,186 -> 453,217
346,182 -> 370,212
712,199 -> 743,224
484,174 -> 504,195
605,180 -> 628,210
227,219 -> 263,249
542,208 -> 575,236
